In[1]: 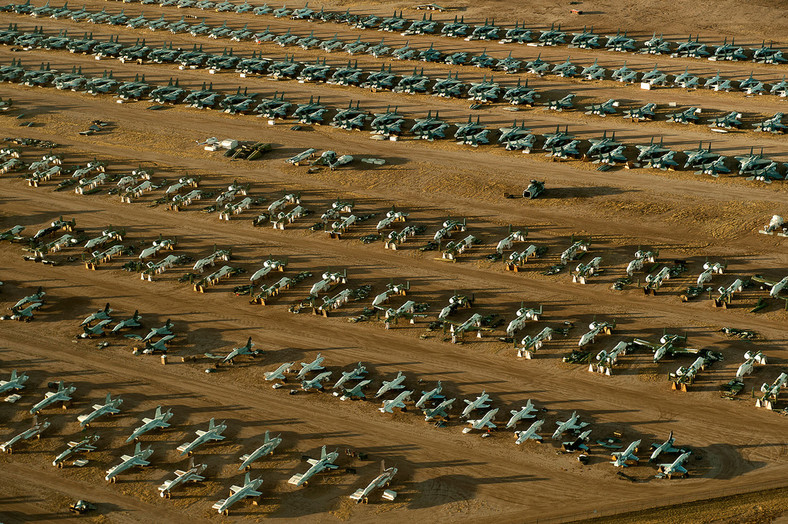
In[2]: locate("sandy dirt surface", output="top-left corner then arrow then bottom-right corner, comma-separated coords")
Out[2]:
0,1 -> 787,523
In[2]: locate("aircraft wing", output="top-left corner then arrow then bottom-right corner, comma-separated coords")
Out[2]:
229,484 -> 244,494
306,458 -> 320,466
174,469 -> 188,476
120,454 -> 133,461
195,430 -> 207,437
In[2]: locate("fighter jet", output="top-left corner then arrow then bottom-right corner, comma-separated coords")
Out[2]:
704,71 -> 733,91
505,400 -> 538,429
551,57 -> 578,77
0,224 -> 25,242
138,319 -> 174,342
127,406 -> 173,442
411,111 -> 449,140
212,473 -> 263,515
552,411 -> 589,440
444,51 -> 469,66
673,35 -> 710,58
712,38 -> 746,61
581,59 -> 606,80
105,442 -> 153,482
752,42 -> 786,64
610,439 -> 641,467
301,371 -> 332,391
571,26 -> 600,48
751,274 -> 788,298
375,372 -> 407,398
611,62 -> 638,83
514,419 -> 544,444
585,99 -> 618,117
442,15 -> 469,37
341,379 -> 372,400
656,452 -> 691,478
77,394 -> 123,428
642,32 -> 671,54
672,67 -> 699,88
667,107 -> 700,124
467,18 -> 500,41
1,417 -> 51,453
379,10 -> 408,32
649,431 -> 684,461
461,391 -> 491,418
538,23 -> 566,46
463,408 -> 499,433
498,121 -> 536,152
288,445 -> 339,486
0,369 -> 29,395
431,72 -> 466,98
30,382 -> 76,414
220,337 -> 259,365
622,103 -> 657,122
739,72 -> 766,95
404,13 -> 437,35
394,68 -> 430,94
332,363 -> 367,391
392,40 -> 417,60
379,390 -> 413,413
469,49 -> 496,68
177,418 -> 227,455
264,362 -> 293,384
419,43 -> 443,63
350,462 -> 398,503
238,431 -> 282,470
543,94 -> 575,111
454,116 -> 489,146
771,76 -> 788,97
606,30 -> 637,52
467,76 -> 500,102
640,64 -> 668,86
52,434 -> 99,467
159,458 -> 207,498
503,78 -> 539,106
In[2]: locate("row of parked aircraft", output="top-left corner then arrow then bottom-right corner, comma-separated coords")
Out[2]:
36,0 -> 786,66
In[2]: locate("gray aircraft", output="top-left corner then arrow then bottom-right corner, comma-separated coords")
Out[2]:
571,26 -> 600,48
538,23 -> 566,46
375,372 -> 407,398
221,337 -> 259,364
454,116 -> 489,146
411,111 -> 449,140
293,96 -> 327,124
430,72 -> 464,98
585,99 -> 618,116
754,112 -> 785,134
302,371 -> 332,391
255,92 -> 292,119
703,71 -> 733,91
461,391 -> 491,418
1,417 -> 50,453
288,445 -> 339,486
318,33 -> 343,52
404,13 -> 437,35
666,107 -> 700,124
442,15 -> 469,37
332,363 -> 367,390
394,68 -> 430,93
105,442 -> 153,482
467,76 -> 500,102
712,38 -> 746,61
238,430 -> 282,470
423,398 -> 455,421
673,35 -> 709,58
657,452 -> 691,478
606,30 -> 637,52
341,379 -> 372,400
623,103 -> 656,121
470,49 -> 496,68
581,59 -> 606,80
739,72 -> 766,95
177,418 -> 227,455
463,408 -> 499,433
127,406 -> 173,442
552,411 -> 589,440
514,419 -> 544,444
53,434 -> 99,467
0,369 -> 29,394
752,42 -> 786,64
445,51 -> 469,65
370,106 -> 404,136
159,458 -> 207,498
611,439 -> 641,467
498,121 -> 536,152
77,393 -> 122,427
264,362 -> 293,383
650,431 -> 684,462
611,63 -> 638,83
642,32 -> 671,54
213,473 -> 263,515
392,40 -> 417,60
544,94 -> 575,111
503,78 -> 539,105
501,22 -> 532,44
350,462 -> 398,503
296,353 -> 325,380
30,382 -> 76,414
379,390 -> 413,413
467,18 -> 500,41
379,11 -> 408,32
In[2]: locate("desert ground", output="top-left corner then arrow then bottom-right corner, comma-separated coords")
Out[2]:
0,0 -> 787,522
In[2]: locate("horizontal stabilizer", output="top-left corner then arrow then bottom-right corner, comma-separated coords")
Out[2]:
350,489 -> 365,500
288,474 -> 304,485
176,444 -> 189,453
211,499 -> 227,510
120,454 -> 132,461
230,484 -> 243,494
306,458 -> 319,466
382,489 -> 397,501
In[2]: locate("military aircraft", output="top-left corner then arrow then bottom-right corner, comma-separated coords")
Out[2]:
238,431 -> 282,470
255,92 -> 292,119
30,382 -> 76,414
127,406 -> 173,442
578,320 -> 615,347
297,58 -> 330,82
463,408 -> 499,433
580,59 -> 606,81
1,416 -> 50,453
272,4 -> 291,17
640,64 -> 668,86
751,274 -> 788,298
343,36 -> 368,55
379,390 -> 413,413
551,56 -> 578,77
330,363 -> 367,392
571,26 -> 600,48
543,94 -> 575,111
585,99 -> 618,117
295,31 -> 320,49
268,55 -> 302,79
212,473 -> 264,515
649,431 -> 684,462
606,30 -> 637,52
454,116 -> 489,146
752,42 -> 786,64
350,462 -> 398,503
394,68 -> 430,94
623,103 -> 656,122
505,401 -> 538,429
712,38 -> 746,61
641,32 -> 671,54
301,371 -> 332,391
552,411 -> 589,440
218,337 -> 259,365
177,419 -> 227,456
411,111 -> 449,140
541,127 -> 576,151
703,71 -> 734,91
667,107 -> 700,124
591,341 -> 631,375
572,257 -> 603,284
656,452 -> 691,478
683,142 -> 720,168
293,96 -> 327,123
52,434 -> 99,467
318,33 -> 343,53
379,10 -> 408,32
502,78 -> 539,106
514,419 -> 544,444
391,40 -> 417,60
467,18 -> 500,41
404,13 -> 437,35
375,372 -> 407,398
468,49 -> 495,69
523,181 -> 545,199
362,64 -> 397,90
736,350 -> 767,378
105,442 -> 153,482
611,440 -> 641,467
754,111 -> 785,132
441,15 -> 469,37
523,53 -> 550,75
498,121 -> 536,153
0,369 -> 29,395
77,394 -> 123,428
770,76 -> 788,97
460,391 -> 491,418
340,379 -> 372,401
0,224 -> 25,242
538,23 -> 566,46
757,372 -> 787,409
610,62 -> 638,83
159,458 -> 207,498
288,445 -> 339,486
672,67 -> 699,89
672,35 -> 710,58
264,362 -> 293,384
252,3 -> 272,14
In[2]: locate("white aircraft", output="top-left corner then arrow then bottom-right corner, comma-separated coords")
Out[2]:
1,417 -> 51,453
177,418 -> 227,456
375,372 -> 407,398
423,398 -> 455,421
591,341 -> 631,375
505,305 -> 542,337
288,446 -> 339,487
656,452 -> 691,478
238,431 -> 282,470
514,419 -> 544,444
505,400 -> 538,429
301,371 -> 332,391
212,472 -> 264,515
53,434 -> 99,467
30,382 -> 76,414
552,411 -> 588,440
105,442 -> 154,482
463,408 -> 499,433
461,391 -> 491,418
757,372 -> 788,409
159,458 -> 207,498
414,382 -> 444,409
611,439 -> 641,467
296,353 -> 325,380
737,350 -> 767,378
649,431 -> 682,462
249,258 -> 287,283
0,369 -> 29,394
578,320 -> 615,346
379,390 -> 413,413
332,363 -> 367,390
350,462 -> 398,503
77,394 -> 123,427
754,275 -> 788,298
127,406 -> 174,442
309,271 -> 347,296
264,362 -> 294,384
496,229 -> 527,254
340,379 -> 372,400
696,261 -> 725,286
518,327 -> 555,358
